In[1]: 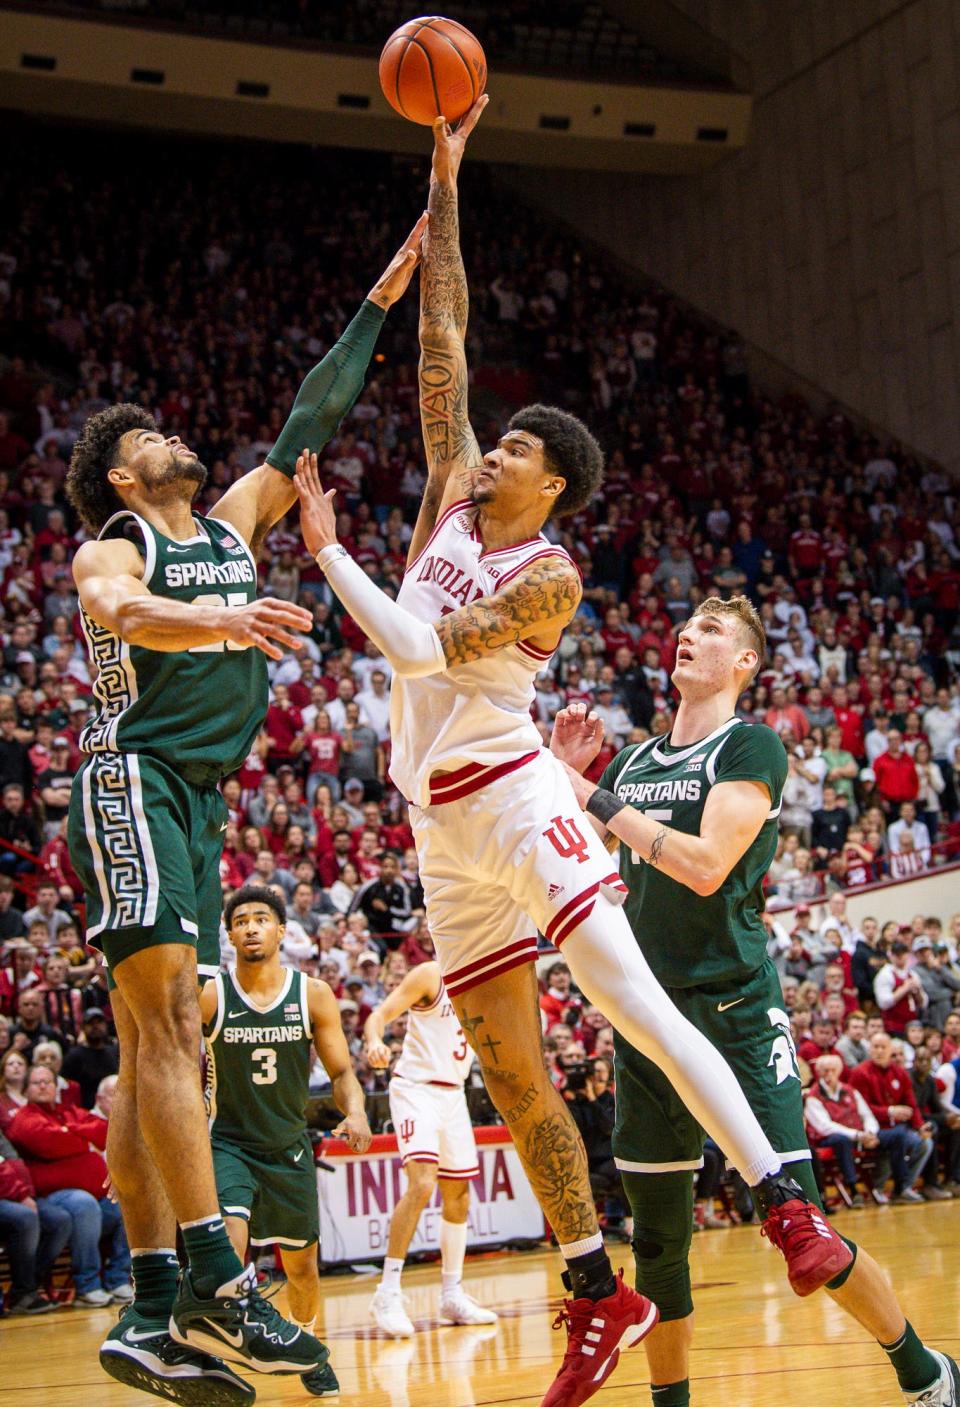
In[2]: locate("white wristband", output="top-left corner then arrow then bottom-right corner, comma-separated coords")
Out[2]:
316,544 -> 348,573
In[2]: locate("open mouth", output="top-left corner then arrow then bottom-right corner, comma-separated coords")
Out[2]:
677,648 -> 694,663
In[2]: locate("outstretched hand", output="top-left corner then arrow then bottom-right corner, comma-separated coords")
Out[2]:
550,702 -> 605,774
432,94 -> 489,185
293,450 -> 338,557
368,210 -> 430,310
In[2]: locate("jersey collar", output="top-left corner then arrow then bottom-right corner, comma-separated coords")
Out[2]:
228,965 -> 292,1013
650,715 -> 741,766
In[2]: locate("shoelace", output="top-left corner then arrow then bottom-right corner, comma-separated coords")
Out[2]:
760,1203 -> 820,1257
551,1299 -> 598,1368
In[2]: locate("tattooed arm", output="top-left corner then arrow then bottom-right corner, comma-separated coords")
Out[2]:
295,450 -> 578,673
434,554 -> 580,665
410,97 -> 489,565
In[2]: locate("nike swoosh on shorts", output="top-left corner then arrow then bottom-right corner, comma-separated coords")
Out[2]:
717,997 -> 746,1012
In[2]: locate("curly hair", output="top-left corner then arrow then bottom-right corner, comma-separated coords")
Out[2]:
508,403 -> 604,518
223,884 -> 287,931
66,404 -> 158,534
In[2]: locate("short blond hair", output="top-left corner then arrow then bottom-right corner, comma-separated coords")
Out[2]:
693,595 -> 766,682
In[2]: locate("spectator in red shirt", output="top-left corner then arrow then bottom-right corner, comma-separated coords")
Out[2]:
763,686 -> 809,741
849,1032 -> 934,1201
263,683 -> 303,767
830,684 -> 865,759
539,962 -> 583,1029
31,1039 -> 82,1108
872,730 -> 919,811
797,1017 -> 840,1068
8,1063 -> 131,1304
295,708 -> 343,805
788,513 -> 823,577
0,1126 -> 70,1314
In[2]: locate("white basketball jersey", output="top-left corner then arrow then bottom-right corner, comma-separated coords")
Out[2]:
393,980 -> 475,1086
390,499 -> 574,806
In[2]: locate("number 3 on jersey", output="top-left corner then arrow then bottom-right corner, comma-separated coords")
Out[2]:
251,1047 -> 277,1085
631,808 -> 672,866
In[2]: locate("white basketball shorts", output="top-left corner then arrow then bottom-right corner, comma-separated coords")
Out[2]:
389,1075 -> 479,1179
409,748 -> 627,1000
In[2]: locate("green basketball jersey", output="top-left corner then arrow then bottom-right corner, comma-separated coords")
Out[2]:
598,718 -> 787,989
204,967 -> 313,1154
79,510 -> 267,779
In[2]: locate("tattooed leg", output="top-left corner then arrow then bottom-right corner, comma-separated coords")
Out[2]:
453,963 -> 599,1245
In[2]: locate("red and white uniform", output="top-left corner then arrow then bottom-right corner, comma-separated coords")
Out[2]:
391,501 -> 627,996
390,980 -> 478,1178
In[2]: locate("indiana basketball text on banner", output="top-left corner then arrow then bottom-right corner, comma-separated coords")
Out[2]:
317,1126 -> 545,1264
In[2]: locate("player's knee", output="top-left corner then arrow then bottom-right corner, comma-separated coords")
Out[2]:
441,1179 -> 470,1215
404,1162 -> 438,1203
622,1172 -> 695,1322
631,1223 -> 694,1322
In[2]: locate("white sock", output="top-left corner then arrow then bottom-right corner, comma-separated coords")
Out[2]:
292,1315 -> 316,1334
380,1256 -> 404,1292
440,1219 -> 467,1293
559,1231 -> 604,1261
562,904 -> 782,1186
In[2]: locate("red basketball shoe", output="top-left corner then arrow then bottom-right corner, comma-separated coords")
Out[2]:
761,1196 -> 853,1296
540,1268 -> 659,1407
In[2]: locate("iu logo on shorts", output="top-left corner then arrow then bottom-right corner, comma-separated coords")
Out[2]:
543,815 -> 590,864
399,1118 -> 416,1141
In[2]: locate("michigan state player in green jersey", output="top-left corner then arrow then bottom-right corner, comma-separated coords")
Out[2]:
198,886 -> 371,1397
552,595 -> 958,1407
65,216 -> 427,1405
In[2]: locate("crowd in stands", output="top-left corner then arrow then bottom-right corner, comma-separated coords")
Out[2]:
1,125 -> 960,1296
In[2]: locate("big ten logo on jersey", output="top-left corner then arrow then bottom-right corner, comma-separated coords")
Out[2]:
218,532 -> 249,558
543,815 -> 590,864
766,1006 -> 801,1085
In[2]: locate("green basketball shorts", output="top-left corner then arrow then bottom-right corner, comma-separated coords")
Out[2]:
613,960 -> 811,1173
68,751 -> 226,987
212,1133 -> 319,1249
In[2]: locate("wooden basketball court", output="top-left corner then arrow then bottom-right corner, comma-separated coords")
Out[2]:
3,1203 -> 957,1406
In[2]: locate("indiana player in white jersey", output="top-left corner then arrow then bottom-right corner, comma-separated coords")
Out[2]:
362,960 -> 497,1337
294,100 -> 852,1407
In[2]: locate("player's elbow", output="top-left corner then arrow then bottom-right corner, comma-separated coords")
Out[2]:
692,864 -> 725,897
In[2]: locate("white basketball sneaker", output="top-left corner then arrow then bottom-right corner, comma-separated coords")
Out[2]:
904,1351 -> 960,1406
439,1287 -> 498,1326
370,1287 -> 415,1338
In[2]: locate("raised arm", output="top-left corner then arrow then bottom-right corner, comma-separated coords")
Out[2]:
214,213 -> 428,559
73,537 -> 311,659
363,961 -> 441,1067
409,97 -> 489,564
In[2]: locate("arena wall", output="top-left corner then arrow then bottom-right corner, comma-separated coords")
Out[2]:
513,0 -> 960,472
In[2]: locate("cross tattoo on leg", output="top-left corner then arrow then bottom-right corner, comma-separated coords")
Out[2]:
459,1009 -> 503,1065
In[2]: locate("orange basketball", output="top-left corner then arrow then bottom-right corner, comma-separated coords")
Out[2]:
379,16 -> 487,126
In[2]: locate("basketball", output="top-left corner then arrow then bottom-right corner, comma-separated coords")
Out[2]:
379,16 -> 487,126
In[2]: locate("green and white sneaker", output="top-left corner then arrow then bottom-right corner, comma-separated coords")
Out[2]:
905,1351 -> 960,1406
301,1361 -> 340,1396
169,1265 -> 327,1374
100,1306 -> 255,1405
